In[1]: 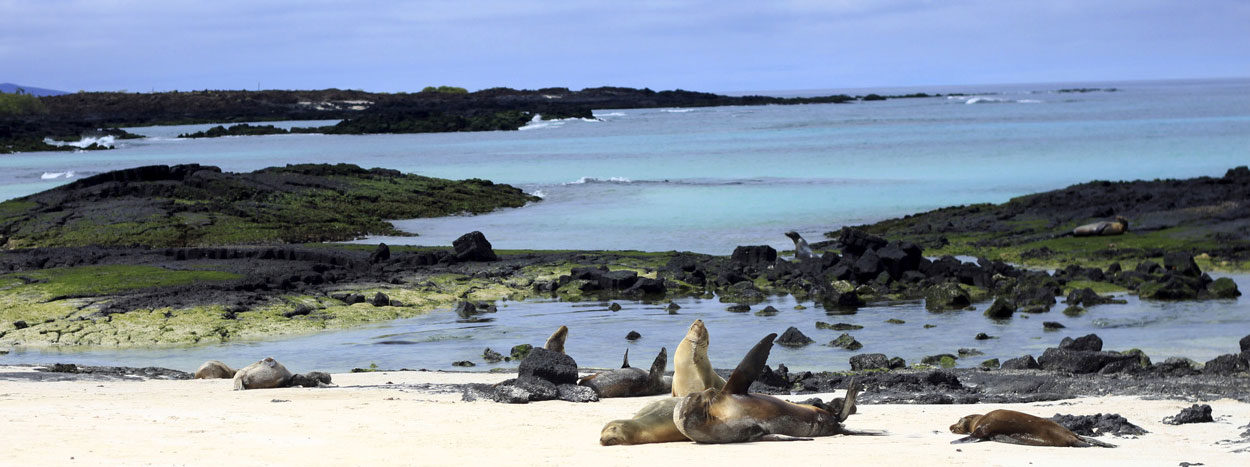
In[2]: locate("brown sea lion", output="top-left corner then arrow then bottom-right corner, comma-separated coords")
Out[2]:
545,325 -> 568,353
578,348 -> 670,398
600,398 -> 689,446
672,319 -> 726,397
232,357 -> 293,390
950,409 -> 1116,447
1071,216 -> 1129,237
194,360 -> 236,379
673,333 -> 865,443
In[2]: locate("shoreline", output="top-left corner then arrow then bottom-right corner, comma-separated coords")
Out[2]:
1,366 -> 1246,465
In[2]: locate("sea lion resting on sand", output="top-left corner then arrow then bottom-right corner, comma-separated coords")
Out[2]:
672,319 -> 725,397
545,325 -> 568,353
194,360 -> 236,379
233,357 -> 293,390
950,409 -> 1116,447
579,348 -> 670,398
784,231 -> 815,260
600,398 -> 689,446
673,333 -> 866,443
1069,216 -> 1129,237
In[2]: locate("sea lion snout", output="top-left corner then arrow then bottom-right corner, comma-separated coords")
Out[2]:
950,415 -> 979,434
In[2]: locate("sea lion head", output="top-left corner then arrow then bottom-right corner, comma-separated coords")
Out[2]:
950,414 -> 980,434
684,319 -> 710,348
784,231 -> 801,241
599,420 -> 640,446
261,357 -> 277,367
545,325 -> 568,353
1115,216 -> 1129,229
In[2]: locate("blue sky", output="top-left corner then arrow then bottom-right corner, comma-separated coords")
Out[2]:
3,0 -> 1248,93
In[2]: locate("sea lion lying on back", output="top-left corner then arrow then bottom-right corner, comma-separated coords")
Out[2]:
233,357 -> 293,390
672,319 -> 725,397
950,409 -> 1116,447
545,325 -> 568,353
579,348 -> 669,398
600,398 -> 689,446
673,334 -> 867,443
1069,216 -> 1129,237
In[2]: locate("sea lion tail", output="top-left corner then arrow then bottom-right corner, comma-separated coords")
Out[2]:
758,434 -> 813,442
722,333 -> 777,395
1075,436 -> 1117,448
621,348 -> 630,368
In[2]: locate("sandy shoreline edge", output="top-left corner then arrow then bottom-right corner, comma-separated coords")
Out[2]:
1,366 -> 1246,465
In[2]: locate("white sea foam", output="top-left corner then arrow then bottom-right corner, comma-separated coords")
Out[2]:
529,189 -> 547,198
518,114 -> 601,131
594,112 -> 626,118
43,135 -> 116,148
565,176 -> 633,185
661,108 -> 695,113
40,171 -> 76,180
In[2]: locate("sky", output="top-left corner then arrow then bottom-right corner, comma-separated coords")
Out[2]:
3,0 -> 1248,93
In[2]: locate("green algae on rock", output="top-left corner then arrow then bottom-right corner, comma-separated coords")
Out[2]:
0,163 -> 539,248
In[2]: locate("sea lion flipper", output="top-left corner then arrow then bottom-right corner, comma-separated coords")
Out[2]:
995,434 -> 1052,446
648,347 -> 667,383
722,333 -> 778,395
758,434 -> 813,442
950,436 -> 987,444
837,378 -> 860,422
1075,436 -> 1117,448
621,348 -> 630,368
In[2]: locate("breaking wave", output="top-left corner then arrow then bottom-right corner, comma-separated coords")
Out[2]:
518,114 -> 601,131
43,135 -> 116,148
40,171 -> 76,180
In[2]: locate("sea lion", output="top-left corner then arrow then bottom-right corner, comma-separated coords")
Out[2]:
600,398 -> 689,446
578,347 -> 669,398
1070,216 -> 1129,237
194,360 -> 236,379
545,325 -> 568,353
232,357 -> 293,390
672,319 -> 726,397
784,231 -> 815,260
950,409 -> 1116,447
673,333 -> 864,443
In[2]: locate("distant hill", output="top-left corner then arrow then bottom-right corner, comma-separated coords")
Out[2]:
0,83 -> 69,96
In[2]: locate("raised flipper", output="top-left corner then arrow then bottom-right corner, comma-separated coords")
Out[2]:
722,333 -> 778,395
836,378 -> 860,422
620,348 -> 630,368
647,347 -> 667,385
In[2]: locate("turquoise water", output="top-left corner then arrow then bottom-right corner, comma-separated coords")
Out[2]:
1,78 -> 1247,371
3,78 -> 1247,253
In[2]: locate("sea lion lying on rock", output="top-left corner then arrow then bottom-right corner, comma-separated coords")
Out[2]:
785,231 -> 815,260
579,348 -> 670,398
545,325 -> 568,353
950,409 -> 1116,447
1069,216 -> 1129,237
194,360 -> 236,379
673,333 -> 866,443
672,319 -> 725,397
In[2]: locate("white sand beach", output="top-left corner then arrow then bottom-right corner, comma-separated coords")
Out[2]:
0,367 -> 1246,466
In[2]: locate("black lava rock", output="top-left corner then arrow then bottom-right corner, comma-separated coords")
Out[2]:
626,331 -> 642,340
608,302 -> 622,311
983,298 -> 1015,319
849,353 -> 890,371
1163,404 -> 1214,425
369,243 -> 390,263
1203,353 -> 1248,375
1038,347 -> 1135,374
731,245 -> 777,266
452,231 -> 497,262
1059,334 -> 1104,352
556,383 -> 599,403
775,327 -> 814,346
1043,321 -> 1066,330
283,303 -> 315,318
828,333 -> 863,351
1242,334 -> 1250,353
371,292 -> 390,307
517,348 -> 578,385
1001,355 -> 1040,370
1051,413 -> 1148,436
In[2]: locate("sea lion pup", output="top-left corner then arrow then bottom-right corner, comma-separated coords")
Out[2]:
578,347 -> 669,398
1067,216 -> 1130,237
545,325 -> 569,353
600,398 -> 689,446
232,357 -> 293,390
672,319 -> 726,397
194,360 -> 236,379
784,231 -> 815,260
673,333 -> 865,443
950,409 -> 1116,447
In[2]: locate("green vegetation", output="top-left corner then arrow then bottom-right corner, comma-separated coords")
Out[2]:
0,91 -> 47,116
421,86 -> 469,94
0,163 -> 539,248
3,265 -> 241,300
